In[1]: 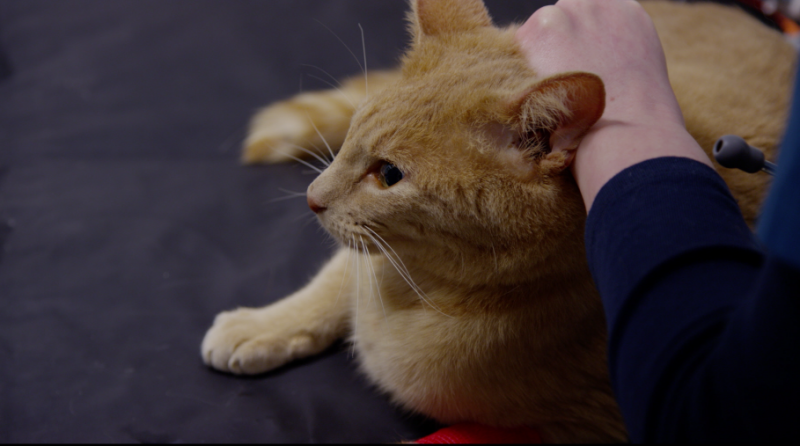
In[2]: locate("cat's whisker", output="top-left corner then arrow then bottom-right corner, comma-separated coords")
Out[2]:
365,234 -> 436,313
359,237 -> 373,311
319,227 -> 340,251
273,148 -> 325,174
278,188 -> 307,196
364,229 -> 415,285
361,236 -> 387,320
304,113 -> 337,161
351,234 -> 361,358
305,74 -> 358,111
265,188 -> 307,204
301,139 -> 335,165
352,234 -> 360,319
363,232 -> 404,285
333,239 -> 353,308
313,19 -> 366,81
304,139 -> 326,155
358,23 -> 368,99
298,213 -> 319,228
265,193 -> 306,204
300,64 -> 345,88
363,227 -> 451,318
363,226 -> 412,279
364,231 -> 439,315
286,209 -> 314,224
284,142 -> 331,167
303,141 -> 335,166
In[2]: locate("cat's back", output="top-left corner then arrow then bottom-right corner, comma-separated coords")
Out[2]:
642,0 -> 796,220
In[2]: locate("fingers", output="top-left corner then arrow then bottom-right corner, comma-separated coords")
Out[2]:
516,0 -> 665,79
555,0 -> 640,17
517,5 -> 572,45
529,5 -> 572,32
516,5 -> 574,77
518,0 -> 648,44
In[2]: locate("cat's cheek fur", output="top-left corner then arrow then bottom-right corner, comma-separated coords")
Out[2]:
311,172 -> 416,248
479,122 -> 537,180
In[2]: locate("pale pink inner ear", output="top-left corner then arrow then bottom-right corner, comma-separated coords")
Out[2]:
512,72 -> 606,171
414,0 -> 493,37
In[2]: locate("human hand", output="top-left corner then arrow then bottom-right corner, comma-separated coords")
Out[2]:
516,0 -> 712,210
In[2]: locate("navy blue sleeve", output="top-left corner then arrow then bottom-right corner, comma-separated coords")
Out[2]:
759,66 -> 800,270
585,157 -> 800,442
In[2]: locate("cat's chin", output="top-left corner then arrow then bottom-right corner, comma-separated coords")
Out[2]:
326,228 -> 382,255
315,215 -> 402,257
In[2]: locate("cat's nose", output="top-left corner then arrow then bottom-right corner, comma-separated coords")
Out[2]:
307,194 -> 327,213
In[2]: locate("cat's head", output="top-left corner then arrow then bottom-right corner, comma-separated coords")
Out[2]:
308,0 -> 604,286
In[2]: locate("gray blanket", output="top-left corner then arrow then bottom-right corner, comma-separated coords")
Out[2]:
0,0 -> 549,442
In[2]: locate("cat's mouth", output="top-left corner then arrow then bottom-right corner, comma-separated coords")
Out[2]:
316,209 -> 407,257
326,222 -> 391,257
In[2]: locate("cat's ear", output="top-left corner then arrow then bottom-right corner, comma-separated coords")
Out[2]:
507,72 -> 605,173
409,0 -> 493,41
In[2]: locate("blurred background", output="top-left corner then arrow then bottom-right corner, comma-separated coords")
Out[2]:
0,0 -> 553,442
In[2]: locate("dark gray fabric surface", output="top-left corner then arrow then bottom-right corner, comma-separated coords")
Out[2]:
0,0 -> 551,442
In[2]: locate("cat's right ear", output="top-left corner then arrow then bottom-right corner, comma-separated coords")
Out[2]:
506,72 -> 606,174
408,0 -> 493,43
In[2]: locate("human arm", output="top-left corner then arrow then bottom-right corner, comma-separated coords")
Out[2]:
515,0 -> 712,211
516,0 -> 800,441
585,155 -> 800,442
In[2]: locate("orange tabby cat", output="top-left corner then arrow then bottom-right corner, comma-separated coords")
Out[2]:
202,0 -> 794,442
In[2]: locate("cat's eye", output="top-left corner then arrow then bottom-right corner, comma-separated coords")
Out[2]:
379,162 -> 404,187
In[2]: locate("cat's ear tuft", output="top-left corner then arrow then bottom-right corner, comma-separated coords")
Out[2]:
509,72 -> 605,173
409,0 -> 493,41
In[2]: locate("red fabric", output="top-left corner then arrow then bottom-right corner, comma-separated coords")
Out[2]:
416,423 -> 542,444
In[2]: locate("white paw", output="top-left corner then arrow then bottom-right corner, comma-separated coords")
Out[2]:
201,307 -> 318,375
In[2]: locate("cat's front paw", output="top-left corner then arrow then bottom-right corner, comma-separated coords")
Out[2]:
201,307 -> 318,375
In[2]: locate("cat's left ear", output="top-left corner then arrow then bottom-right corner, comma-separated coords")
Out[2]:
507,72 -> 605,173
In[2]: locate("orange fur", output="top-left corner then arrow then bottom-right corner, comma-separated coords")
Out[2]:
205,1 -> 795,442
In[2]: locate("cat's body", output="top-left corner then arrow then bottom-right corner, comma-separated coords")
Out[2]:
202,1 -> 795,442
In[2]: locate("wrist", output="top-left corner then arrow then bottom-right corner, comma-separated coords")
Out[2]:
573,121 -> 712,212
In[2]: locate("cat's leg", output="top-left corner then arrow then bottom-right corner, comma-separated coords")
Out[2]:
243,70 -> 401,164
202,248 -> 354,375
